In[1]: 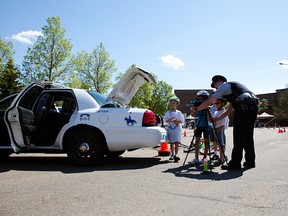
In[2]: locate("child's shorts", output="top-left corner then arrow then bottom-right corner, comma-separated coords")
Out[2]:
214,127 -> 226,147
195,127 -> 209,139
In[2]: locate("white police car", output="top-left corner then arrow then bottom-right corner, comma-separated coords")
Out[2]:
0,68 -> 166,166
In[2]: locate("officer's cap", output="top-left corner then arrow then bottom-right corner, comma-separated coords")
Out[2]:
211,75 -> 227,88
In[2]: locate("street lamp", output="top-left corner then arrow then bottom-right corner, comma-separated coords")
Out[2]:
278,60 -> 288,88
279,60 -> 288,66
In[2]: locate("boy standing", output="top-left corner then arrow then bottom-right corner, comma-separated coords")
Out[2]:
189,90 -> 210,165
163,96 -> 185,162
212,98 -> 229,166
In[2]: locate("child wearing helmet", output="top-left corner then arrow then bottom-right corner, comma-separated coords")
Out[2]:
163,96 -> 185,162
212,98 -> 229,166
189,90 -> 210,165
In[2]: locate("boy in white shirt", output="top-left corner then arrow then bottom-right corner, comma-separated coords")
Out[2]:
212,98 -> 229,166
163,96 -> 185,162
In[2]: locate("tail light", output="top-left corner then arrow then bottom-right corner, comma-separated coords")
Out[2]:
142,110 -> 157,126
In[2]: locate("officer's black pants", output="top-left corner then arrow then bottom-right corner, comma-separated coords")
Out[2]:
230,108 -> 258,167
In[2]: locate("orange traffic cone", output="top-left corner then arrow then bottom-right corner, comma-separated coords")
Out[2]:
183,130 -> 187,137
158,142 -> 171,156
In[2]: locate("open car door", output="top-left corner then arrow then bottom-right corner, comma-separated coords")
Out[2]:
4,83 -> 45,152
106,67 -> 156,107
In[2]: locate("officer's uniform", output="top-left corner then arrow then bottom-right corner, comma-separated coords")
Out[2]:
213,81 -> 258,169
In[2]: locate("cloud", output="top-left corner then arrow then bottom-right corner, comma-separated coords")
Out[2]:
7,30 -> 43,45
159,54 -> 185,70
278,59 -> 288,68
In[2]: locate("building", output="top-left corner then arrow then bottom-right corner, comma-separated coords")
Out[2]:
256,92 -> 276,115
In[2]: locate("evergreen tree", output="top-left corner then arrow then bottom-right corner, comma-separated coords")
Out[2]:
0,58 -> 21,98
0,37 -> 15,74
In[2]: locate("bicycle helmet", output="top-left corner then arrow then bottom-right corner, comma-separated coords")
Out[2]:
169,96 -> 180,104
196,90 -> 210,98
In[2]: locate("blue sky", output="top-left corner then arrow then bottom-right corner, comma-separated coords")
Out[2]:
1,0 -> 288,94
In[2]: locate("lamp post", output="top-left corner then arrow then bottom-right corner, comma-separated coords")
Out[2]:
279,60 -> 288,66
278,61 -> 288,88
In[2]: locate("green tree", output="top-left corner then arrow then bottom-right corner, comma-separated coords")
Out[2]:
129,76 -> 173,115
71,43 -> 116,94
258,98 -> 268,113
65,72 -> 90,89
129,82 -> 154,108
149,80 -> 174,115
0,37 -> 15,73
21,16 -> 72,84
273,89 -> 288,123
0,58 -> 21,98
120,65 -> 173,114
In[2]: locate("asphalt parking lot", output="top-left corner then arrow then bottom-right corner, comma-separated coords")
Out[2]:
0,127 -> 288,216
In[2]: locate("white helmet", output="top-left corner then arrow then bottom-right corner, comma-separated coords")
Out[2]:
169,96 -> 180,104
196,90 -> 210,98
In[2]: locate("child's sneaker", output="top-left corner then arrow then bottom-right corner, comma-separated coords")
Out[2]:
169,155 -> 174,162
174,156 -> 180,163
211,154 -> 219,160
188,158 -> 200,165
214,159 -> 224,166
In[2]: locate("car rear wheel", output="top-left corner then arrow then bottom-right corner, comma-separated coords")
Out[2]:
66,128 -> 105,166
106,150 -> 125,158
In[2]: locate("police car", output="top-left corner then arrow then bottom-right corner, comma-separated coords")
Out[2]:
0,68 -> 166,166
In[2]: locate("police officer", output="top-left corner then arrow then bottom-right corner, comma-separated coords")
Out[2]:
196,75 -> 258,170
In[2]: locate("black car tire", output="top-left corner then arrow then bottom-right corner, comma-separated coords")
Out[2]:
66,128 -> 105,166
106,150 -> 125,158
0,150 -> 13,159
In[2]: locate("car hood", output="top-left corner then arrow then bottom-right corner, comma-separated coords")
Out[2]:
106,67 -> 156,107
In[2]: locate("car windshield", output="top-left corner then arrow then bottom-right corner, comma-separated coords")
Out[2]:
87,90 -> 120,108
86,90 -> 107,106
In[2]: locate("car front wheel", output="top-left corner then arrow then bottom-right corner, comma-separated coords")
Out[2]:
0,150 -> 13,159
66,128 -> 105,166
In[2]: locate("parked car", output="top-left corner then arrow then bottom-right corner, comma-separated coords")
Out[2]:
0,68 -> 166,166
